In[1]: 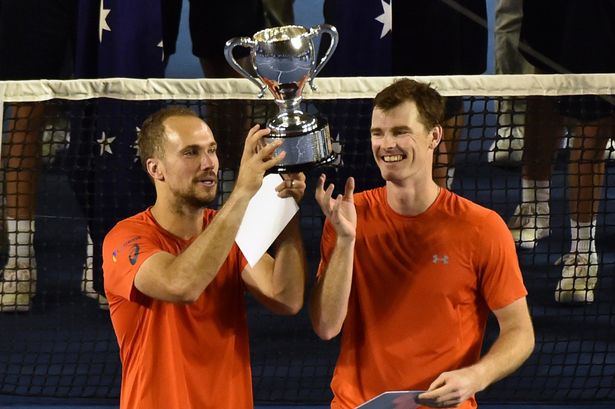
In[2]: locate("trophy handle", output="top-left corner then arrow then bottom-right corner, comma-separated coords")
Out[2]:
308,24 -> 339,91
224,37 -> 267,98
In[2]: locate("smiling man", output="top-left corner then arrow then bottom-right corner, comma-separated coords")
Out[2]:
102,107 -> 306,409
309,79 -> 534,409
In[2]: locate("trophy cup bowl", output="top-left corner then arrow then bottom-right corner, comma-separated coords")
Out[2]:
225,24 -> 339,172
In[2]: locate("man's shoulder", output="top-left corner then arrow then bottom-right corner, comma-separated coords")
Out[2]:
444,190 -> 494,217
442,191 -> 507,234
114,210 -> 154,230
354,186 -> 385,208
105,210 -> 157,244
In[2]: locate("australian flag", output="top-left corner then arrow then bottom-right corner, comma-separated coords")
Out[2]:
75,0 -> 166,77
320,0 -> 392,76
320,0 -> 486,77
70,0 -> 174,296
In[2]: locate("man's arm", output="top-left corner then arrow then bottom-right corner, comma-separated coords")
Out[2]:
241,172 -> 307,314
310,234 -> 355,340
134,126 -> 284,303
417,297 -> 535,408
242,213 -> 306,315
309,175 -> 357,340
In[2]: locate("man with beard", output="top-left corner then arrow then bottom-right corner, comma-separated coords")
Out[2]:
310,79 -> 534,408
102,107 -> 306,409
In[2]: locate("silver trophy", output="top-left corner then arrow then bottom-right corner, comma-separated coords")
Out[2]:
225,24 -> 339,172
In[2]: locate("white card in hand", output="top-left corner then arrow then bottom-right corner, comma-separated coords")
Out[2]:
235,174 -> 299,266
355,390 -> 423,409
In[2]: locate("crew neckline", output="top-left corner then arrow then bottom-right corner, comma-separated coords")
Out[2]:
381,186 -> 446,220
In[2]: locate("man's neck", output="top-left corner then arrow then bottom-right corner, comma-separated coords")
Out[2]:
150,200 -> 204,240
385,179 -> 441,216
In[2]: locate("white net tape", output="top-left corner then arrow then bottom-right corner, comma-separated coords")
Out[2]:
1,74 -> 615,103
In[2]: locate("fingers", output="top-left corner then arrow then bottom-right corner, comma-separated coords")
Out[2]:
343,177 -> 355,202
258,138 -> 283,161
315,173 -> 326,194
315,174 -> 335,216
244,124 -> 270,153
330,194 -> 344,224
261,147 -> 286,169
242,125 -> 286,172
417,374 -> 468,408
315,174 -> 329,203
274,178 -> 292,192
417,376 -> 446,405
427,374 -> 447,392
276,173 -> 306,192
276,173 -> 306,203
235,125 -> 286,195
243,125 -> 284,164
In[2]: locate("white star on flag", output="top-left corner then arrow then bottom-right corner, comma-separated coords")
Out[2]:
375,0 -> 392,39
157,41 -> 165,62
132,127 -> 141,162
97,132 -> 116,156
99,0 -> 111,43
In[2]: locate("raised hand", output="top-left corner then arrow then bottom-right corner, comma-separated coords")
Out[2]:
235,125 -> 285,196
315,174 -> 356,239
275,172 -> 306,204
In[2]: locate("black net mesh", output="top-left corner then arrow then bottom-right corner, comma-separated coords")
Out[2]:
0,83 -> 614,404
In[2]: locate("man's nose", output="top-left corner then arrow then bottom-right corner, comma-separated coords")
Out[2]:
382,133 -> 396,148
201,152 -> 216,169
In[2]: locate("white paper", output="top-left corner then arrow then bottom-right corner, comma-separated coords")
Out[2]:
356,390 -> 423,409
235,174 -> 299,266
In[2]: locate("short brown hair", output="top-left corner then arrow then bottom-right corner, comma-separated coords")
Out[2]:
138,106 -> 199,170
373,79 -> 445,130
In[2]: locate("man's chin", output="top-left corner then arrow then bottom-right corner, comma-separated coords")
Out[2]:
183,192 -> 217,208
380,170 -> 404,185
378,168 -> 395,180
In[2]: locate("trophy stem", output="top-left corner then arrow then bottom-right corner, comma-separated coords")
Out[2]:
274,97 -> 302,114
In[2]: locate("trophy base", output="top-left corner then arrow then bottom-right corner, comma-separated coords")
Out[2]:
265,118 -> 337,173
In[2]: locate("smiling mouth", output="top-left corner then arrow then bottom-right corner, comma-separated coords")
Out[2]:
382,154 -> 405,163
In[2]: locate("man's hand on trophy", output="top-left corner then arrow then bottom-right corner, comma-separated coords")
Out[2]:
276,173 -> 306,203
236,125 -> 286,195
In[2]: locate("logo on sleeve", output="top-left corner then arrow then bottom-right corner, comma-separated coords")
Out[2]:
128,244 -> 140,265
111,236 -> 142,264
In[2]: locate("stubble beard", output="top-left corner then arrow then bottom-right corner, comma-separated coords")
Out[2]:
174,185 -> 217,210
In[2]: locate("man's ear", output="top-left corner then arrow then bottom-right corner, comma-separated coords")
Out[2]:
430,125 -> 443,150
146,158 -> 164,181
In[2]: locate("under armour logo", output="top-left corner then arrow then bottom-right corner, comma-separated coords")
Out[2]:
432,254 -> 449,264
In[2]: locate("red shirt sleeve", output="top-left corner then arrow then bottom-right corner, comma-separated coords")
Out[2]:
476,210 -> 528,311
103,220 -> 163,302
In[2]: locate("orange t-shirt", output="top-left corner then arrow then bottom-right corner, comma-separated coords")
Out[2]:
318,188 -> 527,409
103,208 -> 250,409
